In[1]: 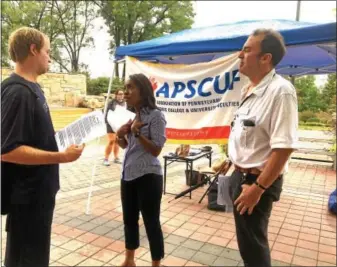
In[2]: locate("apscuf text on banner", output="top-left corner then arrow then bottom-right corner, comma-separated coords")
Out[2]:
155,69 -> 240,99
125,54 -> 249,144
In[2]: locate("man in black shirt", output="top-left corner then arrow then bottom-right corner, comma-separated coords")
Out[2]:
1,27 -> 85,267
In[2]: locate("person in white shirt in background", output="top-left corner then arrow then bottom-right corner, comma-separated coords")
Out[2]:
228,28 -> 298,267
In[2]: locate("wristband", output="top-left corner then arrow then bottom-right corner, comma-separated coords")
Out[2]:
254,181 -> 267,190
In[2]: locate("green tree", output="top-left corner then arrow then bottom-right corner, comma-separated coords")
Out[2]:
1,1 -> 52,67
53,0 -> 96,72
294,75 -> 323,112
1,0 -> 96,73
97,0 -> 195,77
321,74 -> 336,113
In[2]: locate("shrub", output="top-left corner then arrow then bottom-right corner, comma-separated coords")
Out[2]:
304,122 -> 328,127
87,77 -> 124,95
307,117 -> 320,123
316,111 -> 333,124
299,110 -> 317,122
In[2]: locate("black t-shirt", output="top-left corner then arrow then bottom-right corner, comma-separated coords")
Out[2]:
1,73 -> 60,204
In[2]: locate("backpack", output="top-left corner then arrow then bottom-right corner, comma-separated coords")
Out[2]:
207,181 -> 226,212
1,76 -> 39,215
328,189 -> 337,214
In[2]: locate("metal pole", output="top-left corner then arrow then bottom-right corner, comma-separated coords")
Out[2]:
85,49 -> 117,215
291,0 -> 301,85
296,0 -> 301,21
103,48 -> 117,120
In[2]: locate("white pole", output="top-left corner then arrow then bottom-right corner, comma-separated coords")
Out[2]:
85,49 -> 117,215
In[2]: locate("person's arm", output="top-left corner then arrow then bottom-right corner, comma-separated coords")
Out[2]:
117,136 -> 128,149
254,148 -> 293,189
137,134 -> 162,157
234,91 -> 299,215
116,120 -> 132,149
134,111 -> 167,157
256,93 -> 298,189
1,145 -> 83,165
1,85 -> 84,165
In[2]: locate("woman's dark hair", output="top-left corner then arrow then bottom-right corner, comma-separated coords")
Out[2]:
129,73 -> 158,110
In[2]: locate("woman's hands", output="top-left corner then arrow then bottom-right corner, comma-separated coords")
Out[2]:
116,120 -> 132,138
131,112 -> 147,135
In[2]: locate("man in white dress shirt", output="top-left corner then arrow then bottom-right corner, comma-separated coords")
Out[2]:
228,29 -> 298,267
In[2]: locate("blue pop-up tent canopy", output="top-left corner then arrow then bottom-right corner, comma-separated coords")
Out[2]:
115,19 -> 336,76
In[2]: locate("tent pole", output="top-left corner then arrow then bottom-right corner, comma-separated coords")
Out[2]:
291,0 -> 301,85
296,1 -> 301,21
103,48 -> 117,120
85,49 -> 116,215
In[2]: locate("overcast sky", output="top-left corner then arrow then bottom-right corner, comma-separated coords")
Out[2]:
80,1 -> 336,83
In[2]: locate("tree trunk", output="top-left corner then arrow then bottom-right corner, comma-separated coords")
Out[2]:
122,63 -> 126,81
72,57 -> 79,72
114,63 -> 119,78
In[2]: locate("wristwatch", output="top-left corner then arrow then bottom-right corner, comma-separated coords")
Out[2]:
254,181 -> 267,190
134,131 -> 141,138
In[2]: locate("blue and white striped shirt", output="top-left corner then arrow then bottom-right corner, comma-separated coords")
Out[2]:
122,108 -> 167,181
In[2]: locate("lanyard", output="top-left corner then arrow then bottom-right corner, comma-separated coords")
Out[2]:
231,73 -> 276,129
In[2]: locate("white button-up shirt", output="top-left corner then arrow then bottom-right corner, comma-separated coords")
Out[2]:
228,69 -> 298,171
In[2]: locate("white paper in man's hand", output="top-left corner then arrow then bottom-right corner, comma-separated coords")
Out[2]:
107,105 -> 136,132
55,110 -> 107,151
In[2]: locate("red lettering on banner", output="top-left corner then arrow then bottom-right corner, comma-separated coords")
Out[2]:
166,126 -> 230,140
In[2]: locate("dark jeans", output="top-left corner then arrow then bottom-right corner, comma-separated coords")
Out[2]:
229,170 -> 283,267
4,198 -> 56,267
121,173 -> 164,261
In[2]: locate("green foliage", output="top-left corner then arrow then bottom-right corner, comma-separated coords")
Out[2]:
294,76 -> 323,112
299,124 -> 332,131
299,110 -> 317,122
98,0 -> 195,77
316,111 -> 333,125
87,77 -> 124,95
303,122 -> 327,127
296,74 -> 336,135
1,1 -> 49,66
306,117 -> 320,123
1,0 -> 96,73
100,0 -> 194,46
321,74 -> 336,112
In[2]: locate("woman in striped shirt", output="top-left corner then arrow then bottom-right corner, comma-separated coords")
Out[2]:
116,74 -> 167,267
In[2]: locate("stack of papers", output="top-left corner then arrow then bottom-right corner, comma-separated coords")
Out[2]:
55,110 -> 107,151
107,105 -> 136,132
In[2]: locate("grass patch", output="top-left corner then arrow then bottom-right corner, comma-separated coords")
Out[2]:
299,125 -> 333,131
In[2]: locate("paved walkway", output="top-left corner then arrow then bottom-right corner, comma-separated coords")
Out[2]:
1,141 -> 336,266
